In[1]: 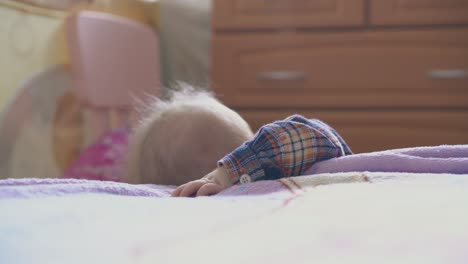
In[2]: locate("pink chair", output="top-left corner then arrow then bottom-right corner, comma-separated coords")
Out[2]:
66,11 -> 160,138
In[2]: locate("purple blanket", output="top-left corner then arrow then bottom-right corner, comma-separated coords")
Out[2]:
0,177 -> 289,199
305,145 -> 468,175
1,145 -> 467,199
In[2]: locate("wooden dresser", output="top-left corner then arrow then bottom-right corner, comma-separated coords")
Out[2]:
212,0 -> 468,153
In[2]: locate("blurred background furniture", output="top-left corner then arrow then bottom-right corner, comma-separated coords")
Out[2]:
66,10 -> 160,141
0,0 -> 69,112
0,64 -> 72,179
212,0 -> 468,153
0,1 -> 161,179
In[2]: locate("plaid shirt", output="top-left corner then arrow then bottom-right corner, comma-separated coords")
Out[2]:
218,115 -> 352,184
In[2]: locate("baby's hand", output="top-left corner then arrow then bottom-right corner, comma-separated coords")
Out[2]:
171,167 -> 233,197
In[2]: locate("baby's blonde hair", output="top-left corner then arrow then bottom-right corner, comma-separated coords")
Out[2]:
126,85 -> 254,185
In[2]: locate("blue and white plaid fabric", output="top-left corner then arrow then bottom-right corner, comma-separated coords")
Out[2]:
218,115 -> 352,184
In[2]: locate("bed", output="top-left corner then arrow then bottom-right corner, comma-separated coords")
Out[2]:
1,171 -> 468,264
2,144 -> 468,263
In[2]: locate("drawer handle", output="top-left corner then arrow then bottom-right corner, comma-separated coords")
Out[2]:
427,69 -> 467,79
257,71 -> 307,81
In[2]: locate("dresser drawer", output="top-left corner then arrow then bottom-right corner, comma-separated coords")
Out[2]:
213,0 -> 365,30
370,0 -> 468,26
239,110 -> 468,153
213,29 -> 468,109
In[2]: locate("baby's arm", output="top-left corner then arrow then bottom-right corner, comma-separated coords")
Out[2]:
172,114 -> 352,197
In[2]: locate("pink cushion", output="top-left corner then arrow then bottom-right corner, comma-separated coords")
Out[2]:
66,11 -> 160,107
62,127 -> 130,182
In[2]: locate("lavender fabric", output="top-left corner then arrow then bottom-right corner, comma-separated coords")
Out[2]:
305,145 -> 468,175
0,177 -> 288,199
2,145 -> 467,199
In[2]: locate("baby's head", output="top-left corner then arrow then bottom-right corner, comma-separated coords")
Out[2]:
126,87 -> 254,185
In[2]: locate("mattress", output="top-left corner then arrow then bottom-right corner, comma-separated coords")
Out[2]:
1,172 -> 467,264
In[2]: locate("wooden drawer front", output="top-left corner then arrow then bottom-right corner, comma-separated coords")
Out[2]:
370,0 -> 468,26
239,110 -> 468,153
213,29 -> 468,109
213,0 -> 365,30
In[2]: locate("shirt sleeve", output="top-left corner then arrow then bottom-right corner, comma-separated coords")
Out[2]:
218,114 -> 352,184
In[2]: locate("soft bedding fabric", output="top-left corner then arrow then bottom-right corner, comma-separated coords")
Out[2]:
154,179 -> 468,264
0,176 -> 290,199
1,172 -> 467,264
306,145 -> 468,175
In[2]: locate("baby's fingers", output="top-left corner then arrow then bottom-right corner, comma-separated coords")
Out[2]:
171,184 -> 186,197
178,180 -> 206,197
196,183 -> 223,197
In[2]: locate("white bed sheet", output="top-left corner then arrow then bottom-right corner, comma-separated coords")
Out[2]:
1,172 -> 467,264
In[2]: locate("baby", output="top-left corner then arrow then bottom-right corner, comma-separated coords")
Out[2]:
125,87 -> 254,186
171,115 -> 353,197
126,87 -> 352,196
